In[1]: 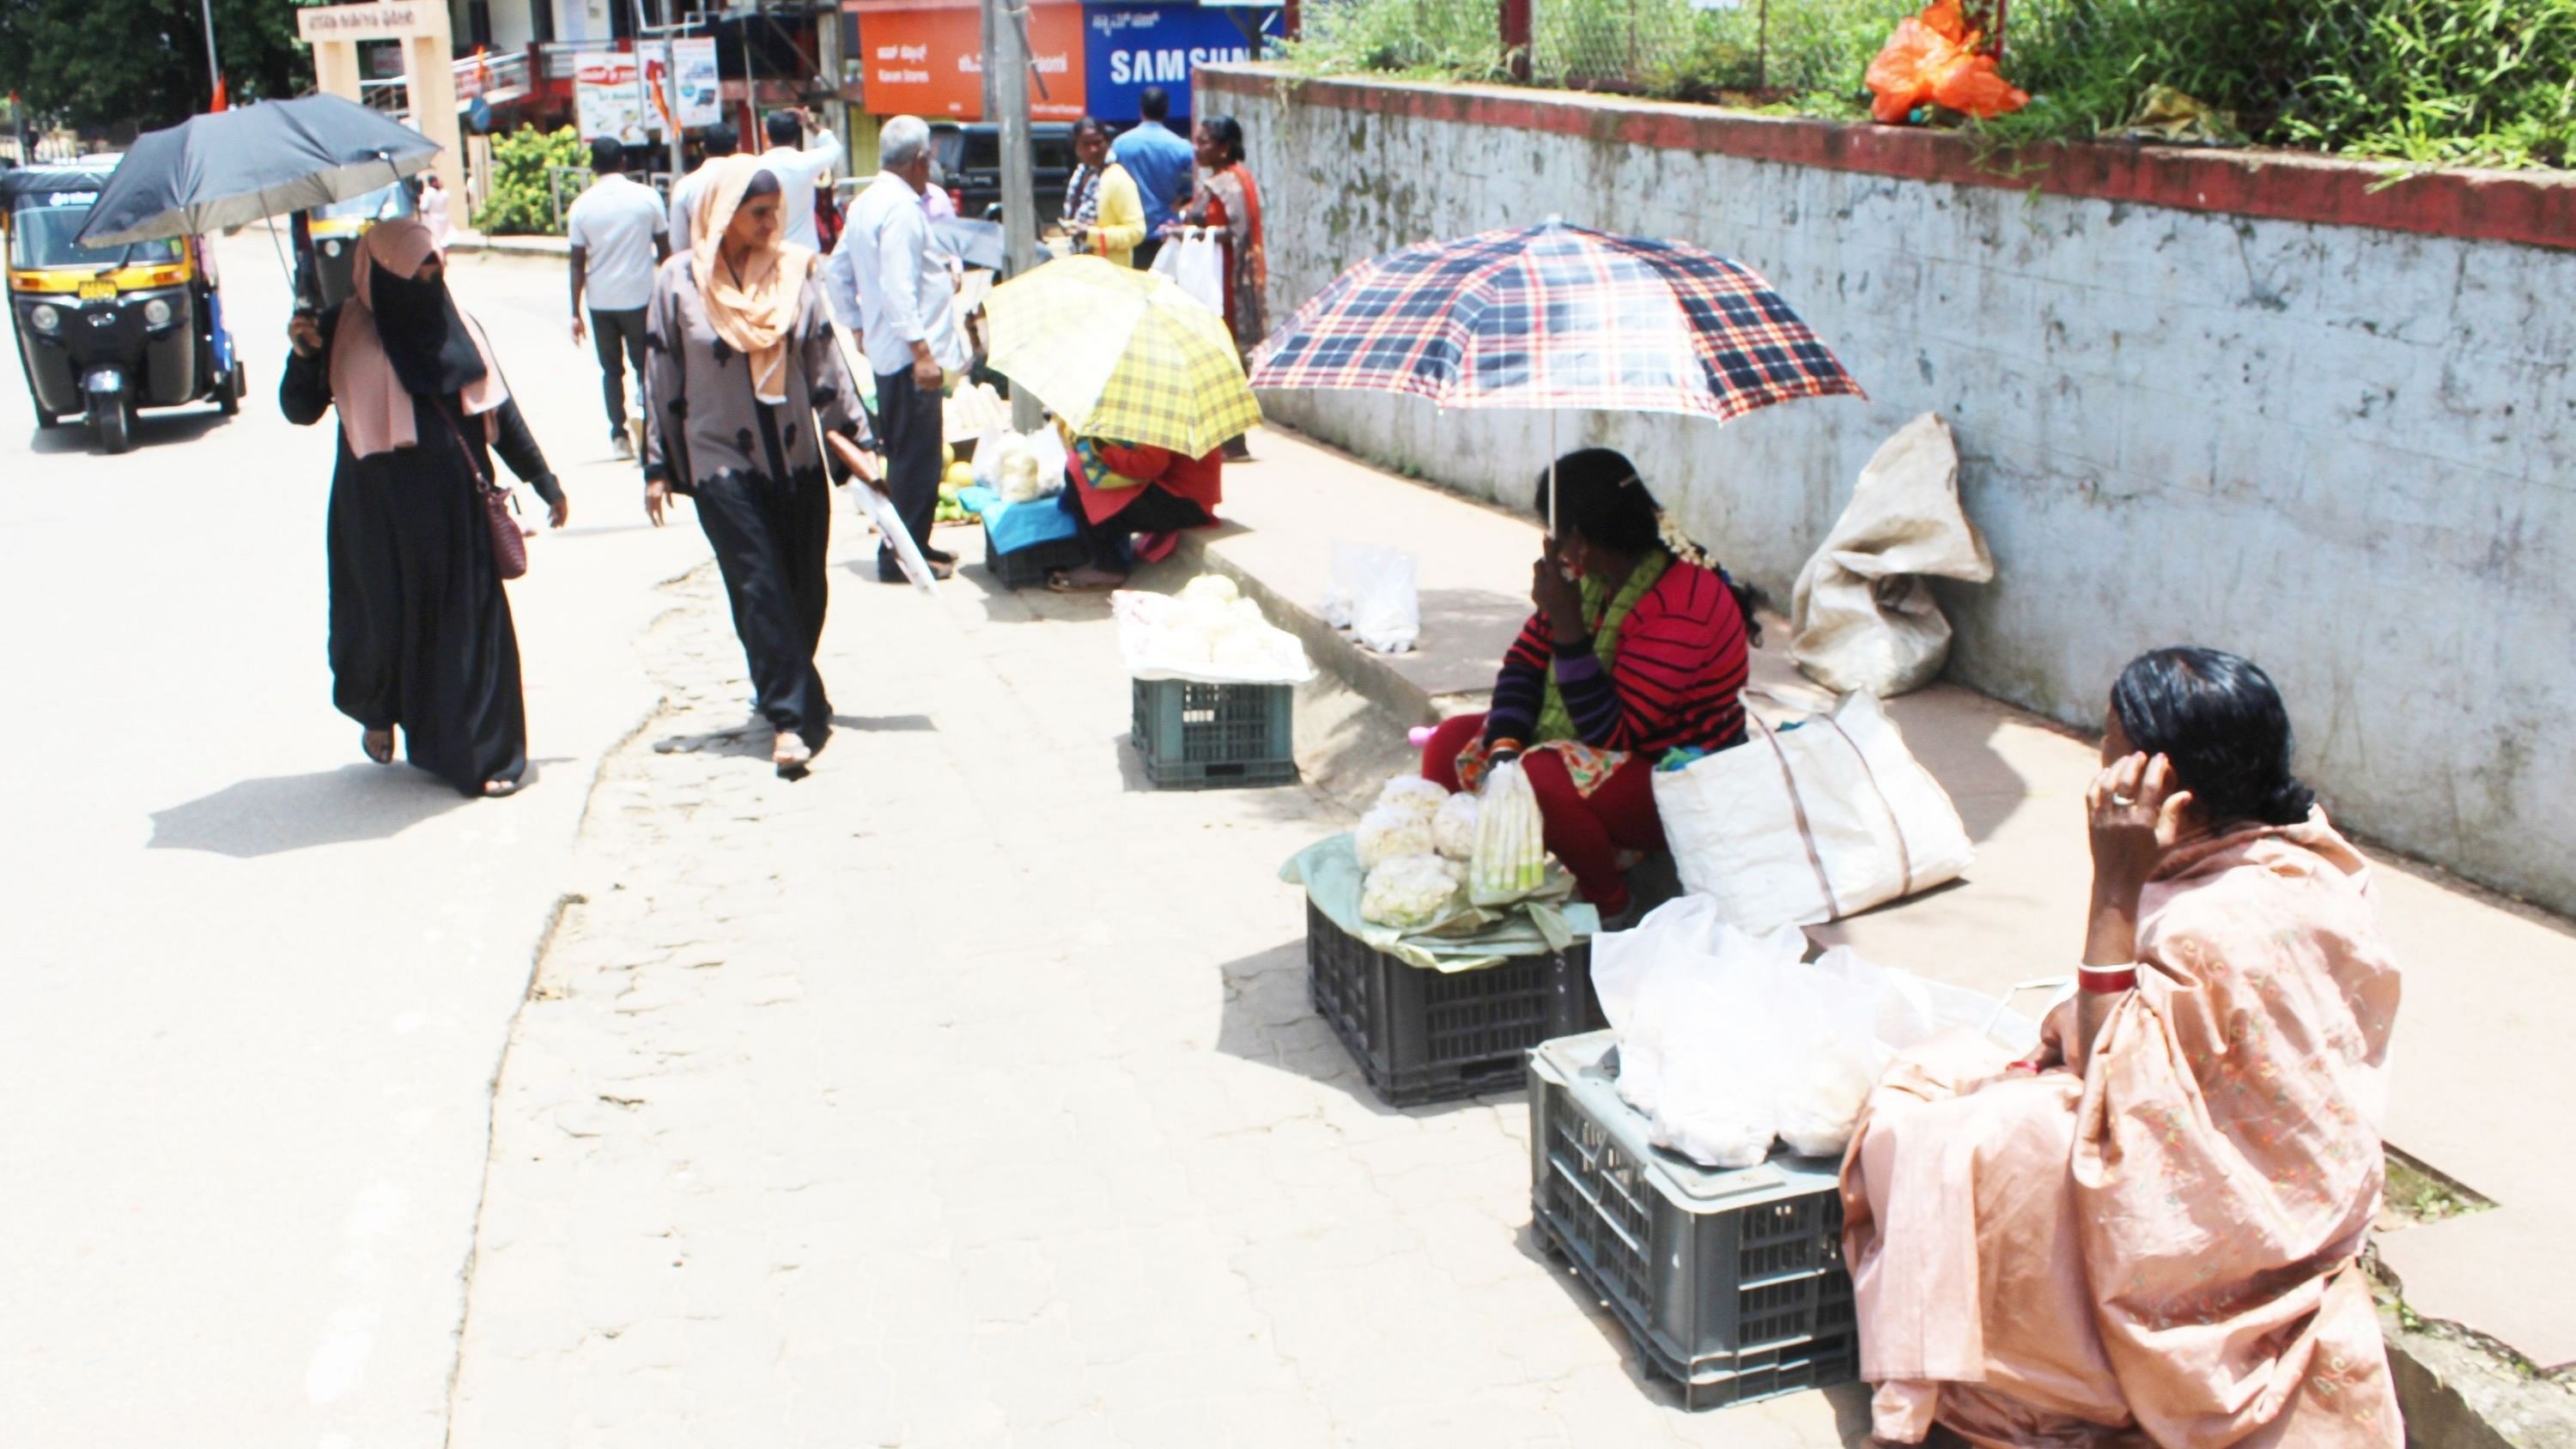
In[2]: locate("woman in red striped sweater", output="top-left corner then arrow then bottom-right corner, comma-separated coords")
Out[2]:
1421,449 -> 1756,919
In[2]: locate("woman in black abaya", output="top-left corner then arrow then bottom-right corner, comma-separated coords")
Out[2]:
283,218 -> 568,797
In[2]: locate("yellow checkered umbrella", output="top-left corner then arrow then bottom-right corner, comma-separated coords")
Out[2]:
983,255 -> 1262,458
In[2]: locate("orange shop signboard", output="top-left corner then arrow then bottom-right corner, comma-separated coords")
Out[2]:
850,0 -> 1087,121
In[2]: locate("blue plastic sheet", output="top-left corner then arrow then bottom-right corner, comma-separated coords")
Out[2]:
959,483 -> 1078,555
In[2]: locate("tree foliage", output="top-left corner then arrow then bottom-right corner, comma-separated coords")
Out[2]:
472,126 -> 589,237
0,0 -> 318,133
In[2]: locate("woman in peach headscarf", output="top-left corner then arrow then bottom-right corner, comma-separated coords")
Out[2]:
1844,646 -> 2404,1447
282,218 -> 566,798
642,155 -> 871,776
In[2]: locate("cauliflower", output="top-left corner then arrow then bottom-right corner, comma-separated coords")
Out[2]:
1432,791 -> 1480,861
1354,804 -> 1436,869
1374,775 -> 1449,824
1180,573 -> 1240,607
1361,853 -> 1461,930
994,440 -> 1049,502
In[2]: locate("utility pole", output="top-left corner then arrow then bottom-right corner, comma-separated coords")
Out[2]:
986,0 -> 1039,428
628,0 -> 685,182
198,0 -> 222,102
813,0 -> 848,172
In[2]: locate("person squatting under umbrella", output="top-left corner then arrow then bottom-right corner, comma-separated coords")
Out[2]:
282,219 -> 568,798
1419,449 -> 1756,923
642,156 -> 873,777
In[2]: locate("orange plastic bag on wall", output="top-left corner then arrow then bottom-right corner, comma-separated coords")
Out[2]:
1867,2 -> 2029,124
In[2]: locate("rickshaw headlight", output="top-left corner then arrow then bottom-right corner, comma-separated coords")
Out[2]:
321,239 -> 343,258
142,298 -> 174,328
28,304 -> 61,334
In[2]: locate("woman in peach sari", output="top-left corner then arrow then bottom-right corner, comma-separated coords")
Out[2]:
1844,647 -> 2403,1447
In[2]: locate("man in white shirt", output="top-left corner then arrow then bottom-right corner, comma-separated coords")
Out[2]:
757,107 -> 842,252
665,120 -> 738,252
825,115 -> 970,583
417,171 -> 452,254
564,137 -> 671,457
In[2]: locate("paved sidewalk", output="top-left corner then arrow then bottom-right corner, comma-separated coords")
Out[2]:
447,531 -> 1871,1445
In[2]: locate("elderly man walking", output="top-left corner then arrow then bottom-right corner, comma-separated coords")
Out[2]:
826,116 -> 969,583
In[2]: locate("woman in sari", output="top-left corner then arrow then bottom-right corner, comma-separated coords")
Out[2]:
642,156 -> 871,776
283,219 -> 566,798
1174,114 -> 1266,458
1418,449 -> 1754,921
1844,646 -> 2403,1447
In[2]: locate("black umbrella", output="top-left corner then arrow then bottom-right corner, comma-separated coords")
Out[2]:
933,218 -> 1006,274
75,95 -> 439,248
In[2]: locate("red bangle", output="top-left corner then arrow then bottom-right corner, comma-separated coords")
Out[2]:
2079,967 -> 2138,994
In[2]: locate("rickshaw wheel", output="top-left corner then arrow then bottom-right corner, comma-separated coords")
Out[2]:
219,365 -> 245,416
94,397 -> 132,453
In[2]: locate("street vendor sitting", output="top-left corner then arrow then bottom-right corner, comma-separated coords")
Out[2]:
1419,448 -> 1756,920
1044,432 -> 1225,593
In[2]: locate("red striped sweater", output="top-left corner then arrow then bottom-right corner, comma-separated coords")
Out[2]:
1484,561 -> 1750,758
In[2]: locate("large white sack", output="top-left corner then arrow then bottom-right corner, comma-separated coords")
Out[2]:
1789,413 -> 1994,698
1649,689 -> 1973,933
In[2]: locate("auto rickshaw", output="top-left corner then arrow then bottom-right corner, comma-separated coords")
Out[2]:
299,179 -> 416,308
3,156 -> 243,452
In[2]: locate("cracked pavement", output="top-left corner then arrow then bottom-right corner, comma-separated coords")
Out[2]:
445,553 -> 1873,1446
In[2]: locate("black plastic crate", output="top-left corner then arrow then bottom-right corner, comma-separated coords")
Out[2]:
1306,899 -> 1604,1106
1131,677 -> 1297,790
981,520 -> 1087,590
1528,1032 -> 1858,1410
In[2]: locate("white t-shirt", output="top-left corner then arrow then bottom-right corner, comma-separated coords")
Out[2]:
564,173 -> 668,312
757,131 -> 843,252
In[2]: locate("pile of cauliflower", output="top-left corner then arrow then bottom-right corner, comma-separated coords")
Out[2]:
1357,775 -> 1481,930
974,427 -> 1066,504
1155,575 -> 1293,674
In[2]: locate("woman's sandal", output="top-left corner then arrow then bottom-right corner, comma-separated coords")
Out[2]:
774,731 -> 814,778
482,778 -> 522,798
362,728 -> 394,765
1046,566 -> 1126,594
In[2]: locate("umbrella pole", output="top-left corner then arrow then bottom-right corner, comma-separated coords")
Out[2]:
1547,411 -> 1558,543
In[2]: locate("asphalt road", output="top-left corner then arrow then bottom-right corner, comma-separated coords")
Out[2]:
0,232 -> 710,1446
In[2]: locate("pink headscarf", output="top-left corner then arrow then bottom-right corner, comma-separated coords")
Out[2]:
327,218 -> 507,459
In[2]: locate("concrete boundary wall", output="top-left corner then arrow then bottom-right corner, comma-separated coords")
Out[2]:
1204,66 -> 2576,915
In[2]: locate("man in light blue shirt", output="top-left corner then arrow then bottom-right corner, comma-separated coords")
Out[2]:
1110,86 -> 1194,271
825,115 -> 970,582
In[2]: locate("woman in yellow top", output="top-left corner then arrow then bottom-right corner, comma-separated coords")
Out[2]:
1063,118 -> 1146,267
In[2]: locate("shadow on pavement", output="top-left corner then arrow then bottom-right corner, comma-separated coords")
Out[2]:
1514,1221 -> 1884,1441
148,762 -> 474,857
655,713 -> 936,759
1211,937 -> 1501,1122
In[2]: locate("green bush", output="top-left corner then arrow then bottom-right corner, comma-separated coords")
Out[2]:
1290,0 -> 2576,169
471,125 -> 589,236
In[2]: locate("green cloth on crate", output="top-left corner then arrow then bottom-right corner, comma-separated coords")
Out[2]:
1280,834 -> 1599,974
1533,548 -> 1671,744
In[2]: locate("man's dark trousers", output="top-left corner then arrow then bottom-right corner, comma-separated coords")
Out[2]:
590,306 -> 648,440
874,365 -> 943,577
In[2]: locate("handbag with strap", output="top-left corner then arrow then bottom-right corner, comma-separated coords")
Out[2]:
1648,688 -> 1973,932
432,397 -> 528,581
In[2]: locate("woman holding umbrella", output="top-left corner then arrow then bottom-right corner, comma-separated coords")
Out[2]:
282,219 -> 568,798
1418,449 -> 1758,922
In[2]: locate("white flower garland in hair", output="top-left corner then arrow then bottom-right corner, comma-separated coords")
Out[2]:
1656,511 -> 1719,573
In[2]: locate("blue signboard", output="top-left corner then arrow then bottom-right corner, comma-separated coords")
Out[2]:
1082,3 -> 1282,124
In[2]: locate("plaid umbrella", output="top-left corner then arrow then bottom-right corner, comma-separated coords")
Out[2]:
984,256 -> 1262,458
1249,221 -> 1862,421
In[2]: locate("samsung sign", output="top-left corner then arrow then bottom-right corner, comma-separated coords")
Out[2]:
1083,3 -> 1281,122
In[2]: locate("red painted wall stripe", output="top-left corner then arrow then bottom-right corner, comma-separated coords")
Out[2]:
1200,67 -> 2576,253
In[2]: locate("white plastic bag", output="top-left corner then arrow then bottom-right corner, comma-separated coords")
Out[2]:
1151,229 -> 1226,315
1467,758 -> 1546,906
1595,901 -> 1808,1168
1789,413 -> 1995,697
1650,688 -> 1973,933
1324,543 -> 1419,653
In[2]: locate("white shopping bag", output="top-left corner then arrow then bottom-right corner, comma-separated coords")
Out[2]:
1151,229 -> 1226,315
1649,689 -> 1973,932
1325,542 -> 1419,653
